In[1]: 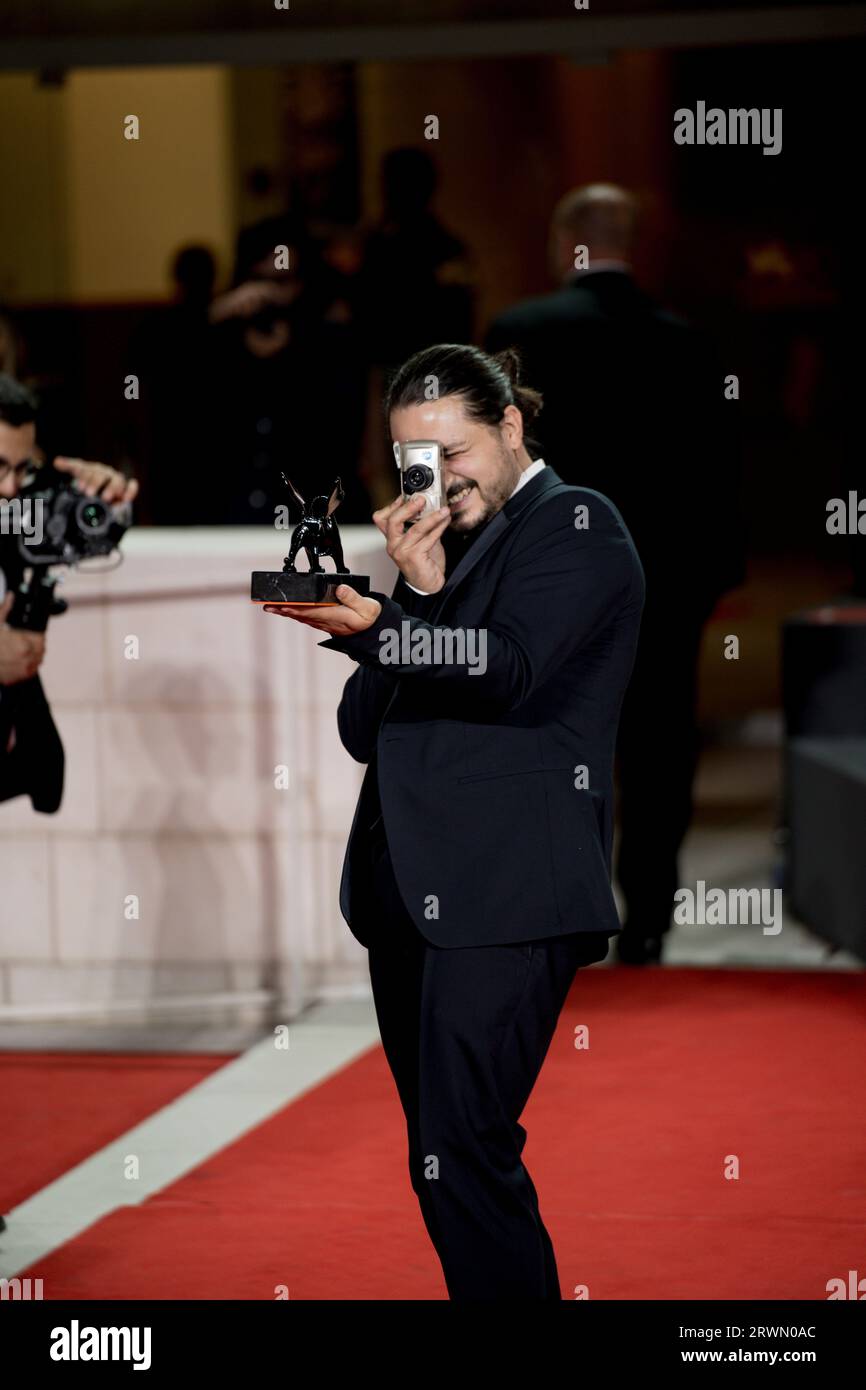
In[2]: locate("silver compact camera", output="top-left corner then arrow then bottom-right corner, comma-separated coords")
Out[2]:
393,440 -> 444,523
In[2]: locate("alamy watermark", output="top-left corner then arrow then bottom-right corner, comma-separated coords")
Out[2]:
826,492 -> 866,535
674,880 -> 782,935
1,1277 -> 44,1299
0,497 -> 43,544
49,1320 -> 151,1370
674,102 -> 782,156
379,620 -> 487,675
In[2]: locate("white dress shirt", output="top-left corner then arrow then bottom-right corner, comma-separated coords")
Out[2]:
405,458 -> 547,596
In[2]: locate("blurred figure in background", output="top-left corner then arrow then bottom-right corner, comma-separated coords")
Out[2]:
205,214 -> 368,523
0,306 -> 84,466
173,244 -> 217,313
360,148 -> 475,373
486,183 -> 746,965
0,310 -> 22,377
129,244 -> 218,524
359,149 -> 475,507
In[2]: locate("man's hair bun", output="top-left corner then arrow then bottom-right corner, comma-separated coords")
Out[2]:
492,347 -> 543,429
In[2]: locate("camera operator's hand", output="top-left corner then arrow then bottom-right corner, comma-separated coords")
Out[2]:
373,493 -> 450,595
0,593 -> 45,685
209,279 -> 300,325
53,457 -> 139,505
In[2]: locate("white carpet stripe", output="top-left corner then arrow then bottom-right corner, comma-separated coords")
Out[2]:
0,1006 -> 381,1280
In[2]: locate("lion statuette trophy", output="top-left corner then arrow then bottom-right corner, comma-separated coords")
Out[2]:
251,474 -> 371,606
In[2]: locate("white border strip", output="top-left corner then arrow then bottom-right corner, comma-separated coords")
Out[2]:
0,1006 -> 380,1281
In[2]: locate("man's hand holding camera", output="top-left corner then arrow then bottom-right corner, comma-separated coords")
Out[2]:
373,492 -> 450,595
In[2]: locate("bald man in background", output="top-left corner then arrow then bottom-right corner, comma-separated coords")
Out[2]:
486,184 -> 745,965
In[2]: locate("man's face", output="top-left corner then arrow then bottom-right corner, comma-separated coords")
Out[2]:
390,395 -> 522,534
0,420 -> 36,500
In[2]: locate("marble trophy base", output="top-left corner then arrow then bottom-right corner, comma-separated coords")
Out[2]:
251,570 -> 371,606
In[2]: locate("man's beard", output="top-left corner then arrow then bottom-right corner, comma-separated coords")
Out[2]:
448,443 -> 519,535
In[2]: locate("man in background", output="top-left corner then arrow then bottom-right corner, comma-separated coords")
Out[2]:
486,184 -> 746,964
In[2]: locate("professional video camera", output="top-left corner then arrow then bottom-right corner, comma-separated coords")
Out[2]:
5,463 -> 132,632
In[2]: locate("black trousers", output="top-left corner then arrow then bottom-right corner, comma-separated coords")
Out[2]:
365,812 -> 611,1301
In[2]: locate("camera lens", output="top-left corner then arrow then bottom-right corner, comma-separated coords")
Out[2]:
75,496 -> 111,536
403,464 -> 434,494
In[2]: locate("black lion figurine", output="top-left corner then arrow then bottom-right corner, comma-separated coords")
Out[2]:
281,474 -> 348,575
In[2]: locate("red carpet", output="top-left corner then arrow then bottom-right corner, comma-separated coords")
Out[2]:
0,1053 -> 231,1211
9,969 -> 866,1299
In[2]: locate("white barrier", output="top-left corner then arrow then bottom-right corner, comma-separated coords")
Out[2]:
0,525 -> 396,1022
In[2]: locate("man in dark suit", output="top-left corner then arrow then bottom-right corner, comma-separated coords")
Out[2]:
486,184 -> 746,965
264,342 -> 643,1301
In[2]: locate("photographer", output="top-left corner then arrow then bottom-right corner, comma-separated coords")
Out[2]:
264,344 -> 645,1300
0,372 -> 137,810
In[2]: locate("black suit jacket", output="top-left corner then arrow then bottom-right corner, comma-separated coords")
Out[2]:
486,270 -> 746,611
319,465 -> 644,949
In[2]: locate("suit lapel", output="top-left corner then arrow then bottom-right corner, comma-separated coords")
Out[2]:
428,466 -> 564,621
429,509 -> 509,619
378,466 -> 567,722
